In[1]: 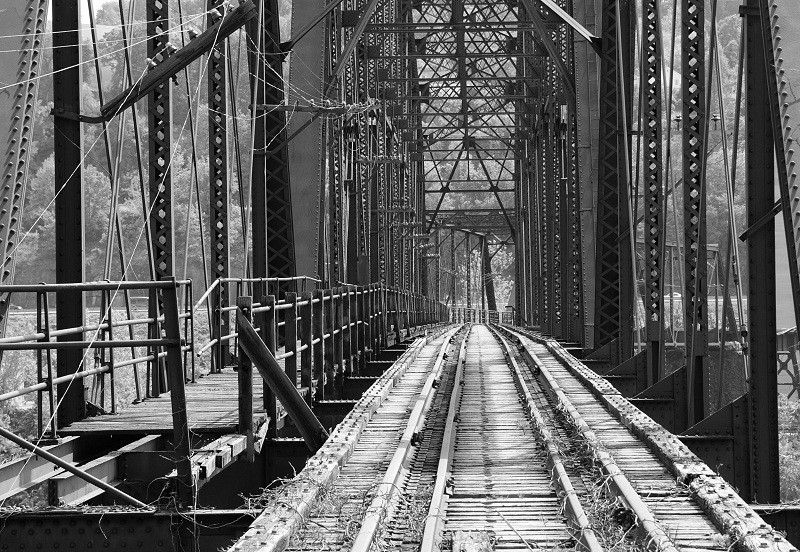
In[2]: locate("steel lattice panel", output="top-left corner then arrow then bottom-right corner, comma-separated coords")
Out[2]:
642,0 -> 663,382
593,0 -> 621,349
682,0 -> 707,420
147,0 -> 173,278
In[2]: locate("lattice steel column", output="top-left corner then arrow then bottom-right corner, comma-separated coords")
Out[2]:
682,0 -> 707,424
208,0 -> 229,371
0,0 -> 47,344
593,0 -> 621,350
574,0 -> 600,348
642,0 -> 663,384
450,229 -> 456,305
465,234 -> 471,310
265,0 -> 294,289
545,107 -> 561,337
147,0 -> 173,278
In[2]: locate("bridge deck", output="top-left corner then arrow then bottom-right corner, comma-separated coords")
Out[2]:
61,370 -> 268,435
231,324 -> 795,552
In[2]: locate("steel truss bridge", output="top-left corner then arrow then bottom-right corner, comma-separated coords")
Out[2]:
0,0 -> 798,549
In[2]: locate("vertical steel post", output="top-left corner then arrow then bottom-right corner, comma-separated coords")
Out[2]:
643,0 -> 664,384
162,278 -> 193,506
300,291 -> 313,404
465,234 -> 471,311
53,0 -> 85,426
147,0 -> 173,279
744,0 -> 780,503
682,0 -> 708,424
209,0 -> 229,372
261,294 -> 277,438
312,288 -> 324,401
482,238 -> 497,312
449,230 -> 456,306
595,0 -> 635,355
237,296 -> 255,462
285,292 -> 298,391
252,0 -> 295,295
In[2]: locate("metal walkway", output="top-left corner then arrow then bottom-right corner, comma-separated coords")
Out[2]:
230,324 -> 795,552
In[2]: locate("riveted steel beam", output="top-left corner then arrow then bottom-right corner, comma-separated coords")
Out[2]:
682,0 -> 707,425
53,0 -> 86,425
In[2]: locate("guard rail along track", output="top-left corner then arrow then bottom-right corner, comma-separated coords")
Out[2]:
229,324 -> 796,552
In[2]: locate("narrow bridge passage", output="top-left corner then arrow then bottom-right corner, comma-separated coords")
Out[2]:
232,325 -> 791,552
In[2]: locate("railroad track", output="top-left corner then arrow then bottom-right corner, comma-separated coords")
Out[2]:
232,324 -> 796,552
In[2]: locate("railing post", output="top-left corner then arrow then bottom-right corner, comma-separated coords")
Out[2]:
148,288 -> 162,397
379,284 -> 389,349
324,289 -> 335,395
261,295 -> 277,438
312,289 -> 325,402
161,277 -> 194,507
356,286 -> 365,374
342,286 -> 352,379
237,296 -> 255,462
367,284 -> 376,356
104,288 -> 117,413
300,291 -> 313,407
394,289 -> 402,344
335,287 -> 345,386
41,291 -> 57,439
36,292 -> 45,438
285,292 -> 298,392
211,282 -> 221,373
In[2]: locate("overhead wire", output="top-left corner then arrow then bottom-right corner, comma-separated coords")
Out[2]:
2,0 -> 231,508
0,9 -> 212,94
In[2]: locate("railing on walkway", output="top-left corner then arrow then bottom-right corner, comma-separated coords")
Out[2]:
0,279 -> 193,439
196,279 -> 448,377
450,306 -> 514,325
227,283 -> 448,438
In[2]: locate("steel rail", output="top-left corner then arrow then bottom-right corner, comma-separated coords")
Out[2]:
488,325 -> 602,551
500,326 -> 680,552
349,325 -> 463,551
418,326 -> 469,551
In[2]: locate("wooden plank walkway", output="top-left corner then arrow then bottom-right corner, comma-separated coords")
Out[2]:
61,370 -> 268,435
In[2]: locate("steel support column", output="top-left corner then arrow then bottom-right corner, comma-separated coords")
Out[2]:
574,0 -> 599,348
744,0 -> 779,503
209,1 -> 229,371
593,0 -> 622,352
147,0 -> 173,279
682,0 -> 708,424
482,238 -> 497,312
53,0 -> 85,426
642,0 -> 664,384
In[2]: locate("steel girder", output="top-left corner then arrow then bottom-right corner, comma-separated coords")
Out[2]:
642,0 -> 663,384
147,0 -> 174,279
209,0 -> 230,371
682,0 -> 707,425
263,1 -> 295,288
742,0 -> 779,504
53,0 -> 86,426
287,0 -> 325,282
593,0 -> 633,358
0,0 -> 48,349
761,0 -> 800,341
